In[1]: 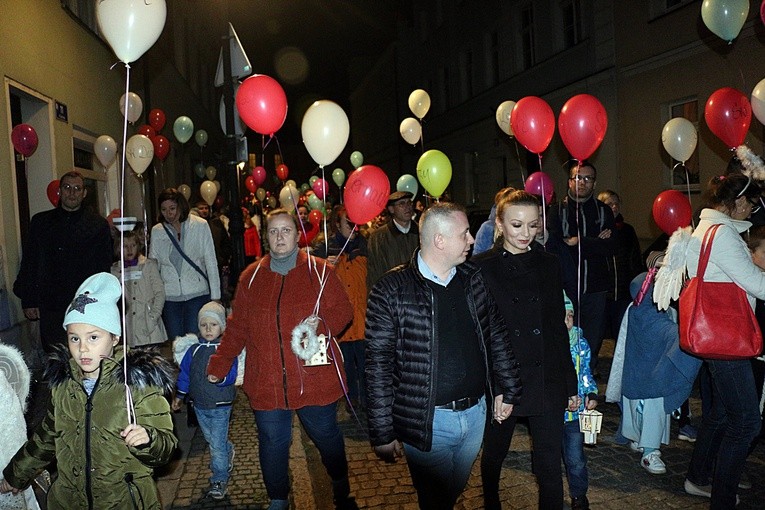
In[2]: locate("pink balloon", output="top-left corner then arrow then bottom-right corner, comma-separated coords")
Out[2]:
11,124 -> 38,157
510,97 -> 555,154
344,165 -> 391,225
235,74 -> 288,136
558,94 -> 608,161
252,166 -> 267,186
524,172 -> 554,205
312,178 -> 329,200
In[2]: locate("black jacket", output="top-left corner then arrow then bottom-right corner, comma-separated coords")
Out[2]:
473,247 -> 578,416
365,250 -> 522,451
553,194 -> 617,294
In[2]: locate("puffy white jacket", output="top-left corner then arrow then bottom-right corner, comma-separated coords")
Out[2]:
688,208 -> 765,309
149,215 -> 221,301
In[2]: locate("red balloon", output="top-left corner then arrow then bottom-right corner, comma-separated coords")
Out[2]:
235,74 -> 288,136
652,190 -> 692,236
152,135 -> 170,161
214,195 -> 224,209
46,179 -> 60,207
11,124 -> 38,157
148,109 -> 166,132
343,165 -> 391,225
252,166 -> 267,186
510,97 -> 555,154
298,195 -> 308,206
312,178 -> 329,200
524,172 -> 554,205
308,209 -> 323,227
558,94 -> 608,161
137,124 -> 156,139
276,163 -> 289,181
245,175 -> 257,193
705,87 -> 751,149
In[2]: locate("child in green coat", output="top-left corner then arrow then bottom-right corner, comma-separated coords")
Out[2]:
1,273 -> 177,509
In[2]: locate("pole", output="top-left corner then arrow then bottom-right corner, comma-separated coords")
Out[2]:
222,28 -> 246,284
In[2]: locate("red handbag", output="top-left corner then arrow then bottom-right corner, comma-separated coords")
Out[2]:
679,224 -> 763,360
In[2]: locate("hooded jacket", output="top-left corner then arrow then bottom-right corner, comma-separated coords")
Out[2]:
3,347 -> 177,510
111,256 -> 167,347
365,251 -> 522,452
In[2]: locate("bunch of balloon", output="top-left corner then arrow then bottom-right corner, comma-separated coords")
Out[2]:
416,150 -> 452,200
661,118 -> 698,199
701,0 -> 749,43
558,94 -> 608,163
510,96 -> 556,170
652,190 -> 692,235
705,87 -> 751,150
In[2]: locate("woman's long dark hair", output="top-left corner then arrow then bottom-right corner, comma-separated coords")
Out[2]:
702,173 -> 761,212
156,188 -> 190,224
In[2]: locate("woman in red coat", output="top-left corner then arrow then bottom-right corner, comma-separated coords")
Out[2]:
207,209 -> 357,510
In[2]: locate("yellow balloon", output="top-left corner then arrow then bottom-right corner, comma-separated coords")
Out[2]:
416,150 -> 452,198
200,181 -> 217,206
408,89 -> 431,119
205,166 -> 217,180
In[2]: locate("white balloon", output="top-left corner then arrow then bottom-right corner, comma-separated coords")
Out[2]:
752,78 -> 765,126
408,89 -> 431,119
119,92 -> 143,124
205,166 -> 217,181
285,179 -> 297,189
399,117 -> 422,145
96,0 -> 167,64
279,184 -> 299,212
126,134 -> 154,175
200,181 -> 217,206
301,100 -> 350,166
178,184 -> 191,201
213,180 -> 221,193
495,100 -> 516,136
661,118 -> 697,163
94,135 -> 117,167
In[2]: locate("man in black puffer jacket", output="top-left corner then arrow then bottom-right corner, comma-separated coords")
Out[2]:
365,202 -> 522,510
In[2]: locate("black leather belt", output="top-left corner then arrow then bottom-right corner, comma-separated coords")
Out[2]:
435,396 -> 481,411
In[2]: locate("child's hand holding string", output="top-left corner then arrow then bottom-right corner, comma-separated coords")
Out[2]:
121,423 -> 150,448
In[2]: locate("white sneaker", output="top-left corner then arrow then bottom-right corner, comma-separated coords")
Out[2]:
629,441 -> 643,453
641,451 -> 666,474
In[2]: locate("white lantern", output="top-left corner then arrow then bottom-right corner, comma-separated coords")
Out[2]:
578,409 -> 603,445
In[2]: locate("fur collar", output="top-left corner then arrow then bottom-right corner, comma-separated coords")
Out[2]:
45,345 -> 176,398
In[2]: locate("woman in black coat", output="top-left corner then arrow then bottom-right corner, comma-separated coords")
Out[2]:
473,190 -> 579,510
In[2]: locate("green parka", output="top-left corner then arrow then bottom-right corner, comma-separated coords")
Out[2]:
3,346 -> 177,510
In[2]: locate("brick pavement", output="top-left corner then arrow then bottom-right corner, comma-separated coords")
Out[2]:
162,341 -> 765,509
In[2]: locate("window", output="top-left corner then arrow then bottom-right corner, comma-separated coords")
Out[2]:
668,99 -> 700,191
561,0 -> 583,48
521,4 -> 536,69
61,0 -> 99,35
461,50 -> 473,101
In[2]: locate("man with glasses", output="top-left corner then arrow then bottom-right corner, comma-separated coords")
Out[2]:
552,161 -> 617,375
14,171 -> 112,352
366,191 -> 420,290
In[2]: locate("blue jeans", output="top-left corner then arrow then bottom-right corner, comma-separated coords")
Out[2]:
254,403 -> 349,500
686,359 -> 761,509
339,341 -> 366,405
562,420 -> 588,499
403,397 -> 486,510
194,406 -> 233,484
163,294 -> 209,341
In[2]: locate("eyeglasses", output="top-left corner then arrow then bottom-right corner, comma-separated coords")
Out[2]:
569,175 -> 595,183
61,184 -> 84,192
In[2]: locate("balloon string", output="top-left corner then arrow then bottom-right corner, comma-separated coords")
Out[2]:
514,139 -> 525,182
119,63 -> 136,427
274,135 -> 283,165
419,118 -> 425,154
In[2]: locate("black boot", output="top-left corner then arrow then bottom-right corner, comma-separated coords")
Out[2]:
332,478 -> 359,510
571,495 -> 590,510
